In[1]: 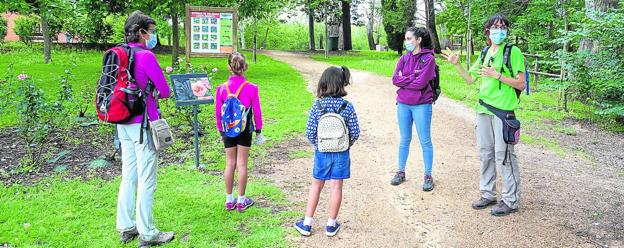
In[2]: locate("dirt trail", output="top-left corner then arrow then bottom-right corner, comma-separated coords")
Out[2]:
259,50 -> 623,248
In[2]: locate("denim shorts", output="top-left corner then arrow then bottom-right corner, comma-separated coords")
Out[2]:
313,150 -> 350,180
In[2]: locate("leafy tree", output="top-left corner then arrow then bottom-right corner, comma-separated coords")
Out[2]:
233,0 -> 288,62
381,0 -> 415,55
9,0 -> 74,63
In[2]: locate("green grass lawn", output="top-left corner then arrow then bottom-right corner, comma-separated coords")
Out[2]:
0,43 -> 313,247
312,50 -> 623,132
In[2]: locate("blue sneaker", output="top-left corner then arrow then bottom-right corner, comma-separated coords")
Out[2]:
237,198 -> 254,212
294,220 -> 311,236
325,222 -> 341,237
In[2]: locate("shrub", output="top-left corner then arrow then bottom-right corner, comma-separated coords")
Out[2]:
0,17 -> 7,42
14,16 -> 39,46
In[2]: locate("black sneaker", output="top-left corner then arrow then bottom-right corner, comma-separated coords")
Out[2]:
490,201 -> 518,216
471,197 -> 497,210
138,232 -> 175,248
120,227 -> 139,244
390,171 -> 406,185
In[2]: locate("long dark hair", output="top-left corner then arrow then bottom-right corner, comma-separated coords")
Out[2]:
317,66 -> 351,98
406,26 -> 433,50
124,11 -> 156,43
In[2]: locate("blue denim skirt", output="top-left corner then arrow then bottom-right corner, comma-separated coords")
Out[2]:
313,150 -> 350,180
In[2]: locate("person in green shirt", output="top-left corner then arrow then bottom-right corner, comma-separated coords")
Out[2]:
441,13 -> 526,216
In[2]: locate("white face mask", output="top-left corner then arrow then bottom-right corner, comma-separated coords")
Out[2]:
489,28 -> 508,45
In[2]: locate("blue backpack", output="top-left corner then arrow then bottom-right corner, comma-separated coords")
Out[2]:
221,81 -> 251,138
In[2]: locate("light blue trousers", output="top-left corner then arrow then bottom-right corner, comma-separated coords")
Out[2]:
397,103 -> 434,176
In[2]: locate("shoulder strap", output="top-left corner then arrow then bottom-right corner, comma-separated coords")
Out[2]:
480,46 -> 490,65
235,81 -> 249,97
125,44 -> 145,85
503,44 -> 514,77
315,100 -> 326,115
337,100 -> 349,114
502,44 -> 524,99
225,81 -> 249,97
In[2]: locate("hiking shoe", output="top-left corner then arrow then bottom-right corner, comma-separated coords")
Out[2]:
390,171 -> 406,185
225,199 -> 237,211
471,197 -> 497,210
119,226 -> 138,244
325,222 -> 341,237
138,232 -> 175,248
491,201 -> 518,216
294,220 -> 312,236
237,198 -> 254,212
423,175 -> 434,192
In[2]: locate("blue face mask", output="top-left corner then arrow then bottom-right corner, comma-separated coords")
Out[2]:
489,29 -> 507,45
404,41 -> 415,52
142,30 -> 157,49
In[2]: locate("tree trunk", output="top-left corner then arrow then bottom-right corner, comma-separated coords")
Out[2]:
325,16 -> 329,58
562,13 -> 569,112
41,13 -> 52,64
171,9 -> 180,67
338,24 -> 344,50
425,0 -> 441,53
253,18 -> 258,63
367,0 -> 376,50
439,23 -> 449,49
308,0 -> 316,50
240,20 -> 246,49
465,0 -> 471,70
396,35 -> 403,55
580,0 -> 620,52
261,26 -> 270,49
341,1 -> 352,50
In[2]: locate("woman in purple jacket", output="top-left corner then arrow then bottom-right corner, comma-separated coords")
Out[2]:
115,11 -> 174,247
390,26 -> 437,191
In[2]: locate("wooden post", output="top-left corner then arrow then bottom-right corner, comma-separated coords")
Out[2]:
325,14 -> 329,58
185,4 -> 191,66
465,0 -> 471,70
533,56 -> 540,91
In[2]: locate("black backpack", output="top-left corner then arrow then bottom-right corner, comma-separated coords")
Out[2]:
430,64 -> 441,103
479,43 -> 530,98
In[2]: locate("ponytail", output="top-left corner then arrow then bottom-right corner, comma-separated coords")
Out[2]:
341,66 -> 351,86
228,52 -> 248,76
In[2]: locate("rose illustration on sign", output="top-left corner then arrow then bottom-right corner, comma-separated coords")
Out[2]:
191,82 -> 207,97
191,79 -> 213,100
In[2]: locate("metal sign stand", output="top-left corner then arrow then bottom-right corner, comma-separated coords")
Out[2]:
193,105 -> 202,169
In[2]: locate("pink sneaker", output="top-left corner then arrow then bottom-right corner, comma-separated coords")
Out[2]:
225,199 -> 237,211
237,198 -> 254,212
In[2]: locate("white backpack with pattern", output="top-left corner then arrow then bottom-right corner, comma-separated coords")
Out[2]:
316,100 -> 349,152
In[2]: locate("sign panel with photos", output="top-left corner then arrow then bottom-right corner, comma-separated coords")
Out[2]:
169,73 -> 214,107
185,5 -> 238,58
